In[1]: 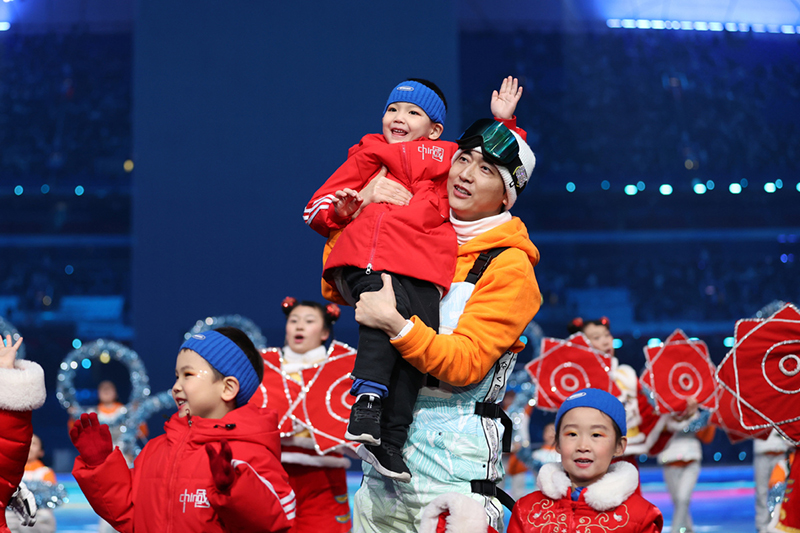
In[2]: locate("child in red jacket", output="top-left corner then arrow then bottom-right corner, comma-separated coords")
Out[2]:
71,327 -> 296,533
508,388 -> 663,533
1,335 -> 46,533
304,77 -> 532,482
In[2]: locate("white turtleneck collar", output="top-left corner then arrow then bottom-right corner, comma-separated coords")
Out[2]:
281,345 -> 327,374
450,210 -> 512,246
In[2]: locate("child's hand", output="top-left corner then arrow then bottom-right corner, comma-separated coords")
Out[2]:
69,412 -> 113,466
491,76 -> 523,120
332,188 -> 364,219
0,334 -> 23,369
206,439 -> 235,492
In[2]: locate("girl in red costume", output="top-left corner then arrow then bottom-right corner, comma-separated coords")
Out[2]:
0,335 -> 47,533
276,298 -> 352,533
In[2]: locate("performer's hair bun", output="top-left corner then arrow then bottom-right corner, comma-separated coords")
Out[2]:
281,297 -> 340,330
567,316 -> 610,334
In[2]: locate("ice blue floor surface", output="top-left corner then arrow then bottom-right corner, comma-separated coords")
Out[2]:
50,465 -> 760,532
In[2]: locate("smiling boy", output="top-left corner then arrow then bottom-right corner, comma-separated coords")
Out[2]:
71,328 -> 296,533
508,389 -> 663,533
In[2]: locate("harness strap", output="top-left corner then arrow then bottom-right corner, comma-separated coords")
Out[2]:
470,479 -> 516,511
475,402 -> 513,453
465,247 -> 509,284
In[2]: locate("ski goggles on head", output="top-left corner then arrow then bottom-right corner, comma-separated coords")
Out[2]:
456,119 -> 522,170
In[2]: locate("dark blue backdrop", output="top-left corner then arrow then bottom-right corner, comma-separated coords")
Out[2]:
132,1 -> 461,405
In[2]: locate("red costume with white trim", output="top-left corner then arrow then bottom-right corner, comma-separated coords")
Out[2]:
252,342 -> 355,533
73,403 -> 295,533
0,359 -> 46,533
508,462 -> 663,533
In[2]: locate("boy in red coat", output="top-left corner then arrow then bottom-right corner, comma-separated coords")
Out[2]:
304,77 -> 531,482
508,388 -> 663,533
1,335 -> 46,533
71,327 -> 296,533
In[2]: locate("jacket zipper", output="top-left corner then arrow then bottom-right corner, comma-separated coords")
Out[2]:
366,212 -> 384,275
166,417 -> 192,533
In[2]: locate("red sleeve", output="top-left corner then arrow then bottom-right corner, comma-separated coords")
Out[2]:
640,503 -> 664,533
0,409 -> 32,512
208,452 -> 295,533
72,448 -> 135,533
303,138 -> 452,237
506,493 -> 535,533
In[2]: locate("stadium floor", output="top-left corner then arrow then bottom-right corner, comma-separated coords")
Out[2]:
49,465 -> 760,532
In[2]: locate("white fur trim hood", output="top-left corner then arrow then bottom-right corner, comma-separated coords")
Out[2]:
419,492 -> 490,533
537,461 -> 639,511
0,359 -> 46,411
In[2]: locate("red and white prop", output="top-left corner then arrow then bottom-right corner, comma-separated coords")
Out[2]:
640,329 -> 718,415
715,302 -> 800,446
525,332 -> 620,412
710,385 -> 770,444
252,340 -> 358,454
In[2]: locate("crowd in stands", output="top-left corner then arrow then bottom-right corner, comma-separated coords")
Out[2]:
462,29 -> 800,179
534,241 -> 798,327
0,32 -> 132,181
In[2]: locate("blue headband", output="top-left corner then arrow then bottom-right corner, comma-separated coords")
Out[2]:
180,330 -> 259,407
384,80 -> 446,125
555,388 -> 627,437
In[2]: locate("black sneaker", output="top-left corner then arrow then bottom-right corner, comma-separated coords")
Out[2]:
357,442 -> 411,483
345,395 -> 382,445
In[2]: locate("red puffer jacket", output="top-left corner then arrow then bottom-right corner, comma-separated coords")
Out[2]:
508,462 -> 663,533
304,133 -> 458,291
73,403 -> 296,533
0,360 -> 46,533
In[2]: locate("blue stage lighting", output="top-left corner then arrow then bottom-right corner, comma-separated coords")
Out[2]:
0,22 -> 9,31
41,184 -> 50,194
637,181 -> 645,191
613,339 -> 623,349
706,180 -> 715,190
65,265 -> 74,275
72,338 -> 83,349
75,185 -> 85,196
624,184 -> 638,195
659,184 -> 673,195
729,183 -> 742,194
693,183 -> 707,195
566,182 -> 576,192
764,183 -> 777,193
723,337 -> 735,347
601,180 -> 610,190
14,185 -> 23,195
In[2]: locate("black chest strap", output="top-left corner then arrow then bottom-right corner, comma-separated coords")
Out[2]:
471,479 -> 516,511
465,247 -> 510,284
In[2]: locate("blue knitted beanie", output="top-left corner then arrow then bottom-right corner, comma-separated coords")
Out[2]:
555,388 -> 627,437
180,330 -> 259,407
384,80 -> 446,125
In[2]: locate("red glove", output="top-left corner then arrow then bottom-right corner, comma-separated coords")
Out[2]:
69,412 -> 113,466
205,439 -> 235,492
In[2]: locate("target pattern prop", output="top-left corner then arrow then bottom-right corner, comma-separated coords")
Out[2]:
715,302 -> 800,445
525,332 -> 620,412
640,329 -> 718,415
255,340 -> 357,454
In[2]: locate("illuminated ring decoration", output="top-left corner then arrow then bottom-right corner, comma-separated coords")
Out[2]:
549,362 -> 591,400
0,315 -> 25,360
667,362 -> 703,399
185,314 -> 267,351
763,340 -> 800,394
56,339 -> 175,457
24,480 -> 69,509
